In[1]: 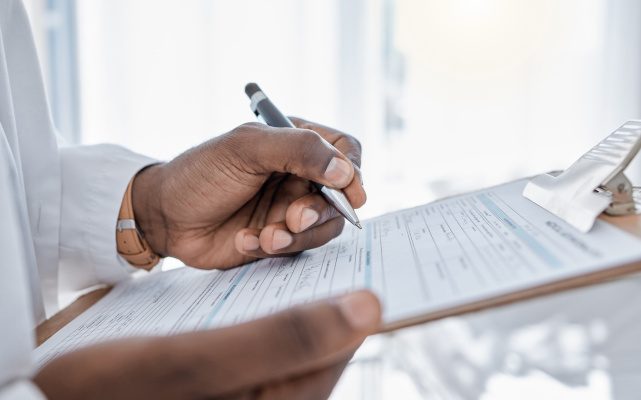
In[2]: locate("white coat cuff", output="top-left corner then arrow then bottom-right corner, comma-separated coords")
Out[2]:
0,380 -> 46,400
59,144 -> 158,291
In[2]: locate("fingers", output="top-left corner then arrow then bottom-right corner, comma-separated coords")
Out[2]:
288,117 -> 366,208
235,218 -> 345,257
178,290 -> 381,397
285,193 -> 339,234
226,120 -> 366,259
263,175 -> 312,225
336,164 -> 366,209
228,120 -> 365,208
267,176 -> 364,237
289,117 -> 362,167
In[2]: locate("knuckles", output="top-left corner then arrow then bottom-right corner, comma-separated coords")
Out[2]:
239,121 -> 266,130
216,122 -> 270,162
230,122 -> 267,142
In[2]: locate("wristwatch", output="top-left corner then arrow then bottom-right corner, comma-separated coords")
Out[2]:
116,178 -> 161,269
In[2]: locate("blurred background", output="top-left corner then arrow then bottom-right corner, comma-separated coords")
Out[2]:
23,0 -> 641,398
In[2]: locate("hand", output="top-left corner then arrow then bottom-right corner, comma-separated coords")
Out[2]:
34,291 -> 381,400
132,118 -> 366,269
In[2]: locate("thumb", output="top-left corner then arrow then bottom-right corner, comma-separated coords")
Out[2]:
181,290 -> 381,396
231,122 -> 356,189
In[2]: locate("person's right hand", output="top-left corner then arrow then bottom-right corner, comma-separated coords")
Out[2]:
34,290 -> 381,400
131,118 -> 366,270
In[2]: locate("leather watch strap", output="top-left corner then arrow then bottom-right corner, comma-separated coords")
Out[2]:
116,178 -> 161,269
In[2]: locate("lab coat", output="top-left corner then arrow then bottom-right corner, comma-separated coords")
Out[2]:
0,1 -> 155,398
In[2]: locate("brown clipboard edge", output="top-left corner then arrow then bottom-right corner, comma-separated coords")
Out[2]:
378,226 -> 641,334
37,179 -> 641,341
40,255 -> 641,340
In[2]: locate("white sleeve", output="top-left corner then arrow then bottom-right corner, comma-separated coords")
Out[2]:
0,380 -> 46,400
58,144 -> 158,293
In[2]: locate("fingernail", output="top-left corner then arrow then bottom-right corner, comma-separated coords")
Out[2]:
272,229 -> 293,251
324,157 -> 352,187
243,234 -> 260,251
300,208 -> 319,231
338,292 -> 380,331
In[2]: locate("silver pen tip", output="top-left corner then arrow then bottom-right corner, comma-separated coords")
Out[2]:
355,222 -> 363,230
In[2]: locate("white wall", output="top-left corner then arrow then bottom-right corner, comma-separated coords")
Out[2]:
71,0 -> 641,219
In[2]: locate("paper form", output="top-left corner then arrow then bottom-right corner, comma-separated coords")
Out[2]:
34,179 -> 641,365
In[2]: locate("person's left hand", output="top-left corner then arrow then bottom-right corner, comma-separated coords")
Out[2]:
131,117 -> 366,269
34,291 -> 381,400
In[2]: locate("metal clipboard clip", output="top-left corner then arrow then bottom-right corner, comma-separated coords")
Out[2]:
523,120 -> 641,232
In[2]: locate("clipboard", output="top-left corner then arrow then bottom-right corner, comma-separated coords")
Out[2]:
37,121 -> 641,343
38,192 -> 641,343
380,214 -> 641,332
383,120 -> 641,332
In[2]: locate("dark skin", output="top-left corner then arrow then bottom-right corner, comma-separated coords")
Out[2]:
131,117 -> 366,269
34,118 -> 379,399
34,291 -> 381,399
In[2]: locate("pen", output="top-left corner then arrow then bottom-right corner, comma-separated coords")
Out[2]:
244,82 -> 362,229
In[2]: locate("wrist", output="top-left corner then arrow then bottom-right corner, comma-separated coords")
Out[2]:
131,163 -> 168,257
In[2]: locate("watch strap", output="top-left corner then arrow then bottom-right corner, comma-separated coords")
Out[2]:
116,178 -> 161,269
